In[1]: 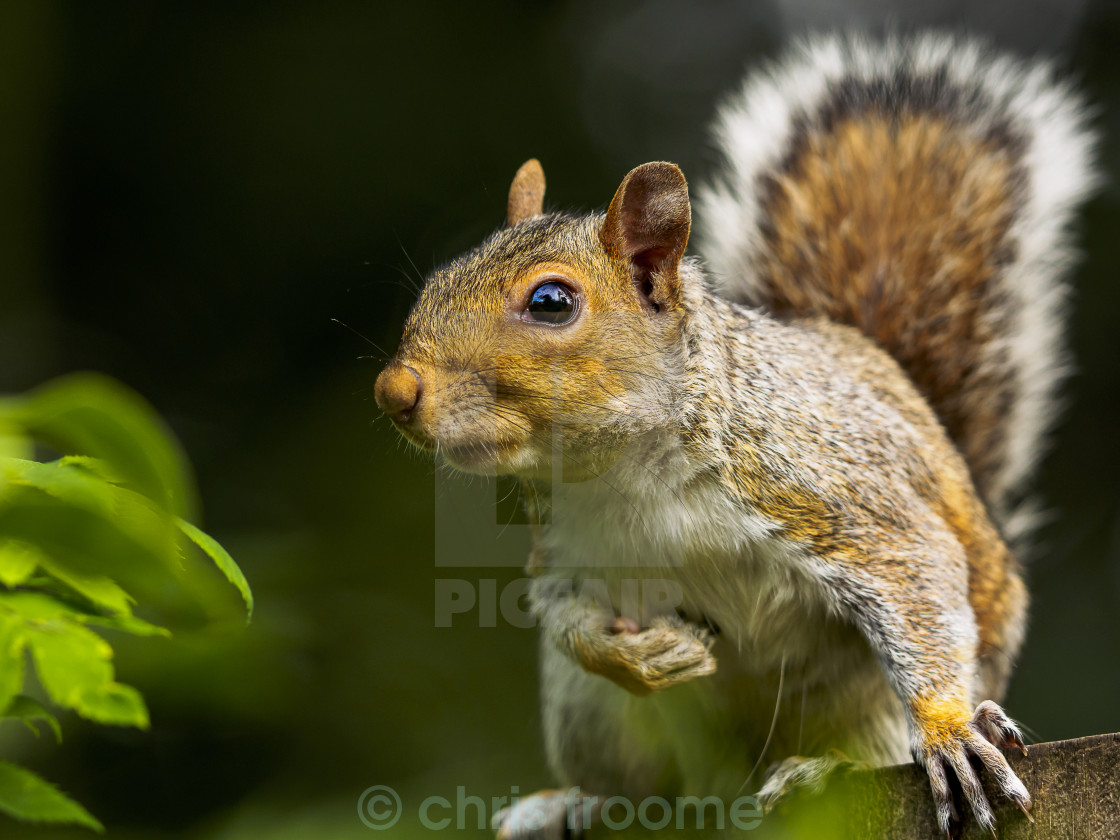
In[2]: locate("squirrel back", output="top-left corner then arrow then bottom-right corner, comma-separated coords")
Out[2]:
696,33 -> 1098,534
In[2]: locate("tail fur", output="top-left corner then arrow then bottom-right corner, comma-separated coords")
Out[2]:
697,33 -> 1098,534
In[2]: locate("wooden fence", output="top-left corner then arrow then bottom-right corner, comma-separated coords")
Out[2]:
593,733 -> 1119,839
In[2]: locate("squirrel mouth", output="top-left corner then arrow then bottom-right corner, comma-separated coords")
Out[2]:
389,419 -> 530,473
441,438 -> 523,472
393,426 -> 437,452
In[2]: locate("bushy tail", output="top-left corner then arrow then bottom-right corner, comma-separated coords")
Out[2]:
697,33 -> 1098,532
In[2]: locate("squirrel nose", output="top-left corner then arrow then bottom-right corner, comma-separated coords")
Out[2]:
375,362 -> 423,424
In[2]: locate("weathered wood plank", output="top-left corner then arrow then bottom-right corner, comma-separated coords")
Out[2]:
590,733 -> 1120,839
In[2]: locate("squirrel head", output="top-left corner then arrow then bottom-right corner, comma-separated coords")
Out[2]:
375,159 -> 695,476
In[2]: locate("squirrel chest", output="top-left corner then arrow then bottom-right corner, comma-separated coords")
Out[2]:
536,433 -> 866,680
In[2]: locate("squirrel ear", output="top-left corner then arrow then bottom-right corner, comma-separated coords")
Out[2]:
600,162 -> 691,310
507,159 -> 546,226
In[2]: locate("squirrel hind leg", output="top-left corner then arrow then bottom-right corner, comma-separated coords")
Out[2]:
493,789 -> 596,840
755,750 -> 860,813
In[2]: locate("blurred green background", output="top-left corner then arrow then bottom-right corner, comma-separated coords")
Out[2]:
0,1 -> 1117,838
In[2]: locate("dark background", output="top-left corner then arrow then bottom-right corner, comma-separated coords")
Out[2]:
1,2 -> 1117,838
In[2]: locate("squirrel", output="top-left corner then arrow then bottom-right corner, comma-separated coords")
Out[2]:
374,33 -> 1096,838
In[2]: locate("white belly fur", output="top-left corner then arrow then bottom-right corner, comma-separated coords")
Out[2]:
538,443 -> 911,794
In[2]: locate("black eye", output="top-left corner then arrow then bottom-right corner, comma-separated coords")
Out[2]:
525,281 -> 577,325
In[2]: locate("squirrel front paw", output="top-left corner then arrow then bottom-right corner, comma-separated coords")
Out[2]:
574,613 -> 717,696
913,699 -> 1032,836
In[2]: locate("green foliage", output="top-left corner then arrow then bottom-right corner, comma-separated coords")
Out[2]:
2,697 -> 60,742
0,762 -> 102,832
0,373 -> 252,831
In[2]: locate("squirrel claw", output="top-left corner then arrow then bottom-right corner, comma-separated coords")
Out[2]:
972,700 -> 1029,755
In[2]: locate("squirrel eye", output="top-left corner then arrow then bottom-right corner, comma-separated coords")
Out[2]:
525,280 -> 577,325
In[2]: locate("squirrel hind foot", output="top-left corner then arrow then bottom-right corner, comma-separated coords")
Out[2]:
493,789 -> 591,840
916,700 -> 1032,836
755,751 -> 859,813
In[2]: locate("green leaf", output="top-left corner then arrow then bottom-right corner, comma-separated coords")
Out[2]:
80,614 -> 169,639
177,517 -> 254,620
0,372 -> 196,519
0,593 -> 149,728
2,459 -> 117,519
0,541 -> 41,587
2,695 -> 62,741
0,427 -> 32,462
0,483 -> 182,608
0,588 -> 167,638
38,557 -> 134,617
0,591 -> 76,621
57,455 -> 124,484
0,612 -> 26,716
23,616 -> 113,709
71,682 -> 148,728
3,458 -> 182,570
0,761 -> 102,831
